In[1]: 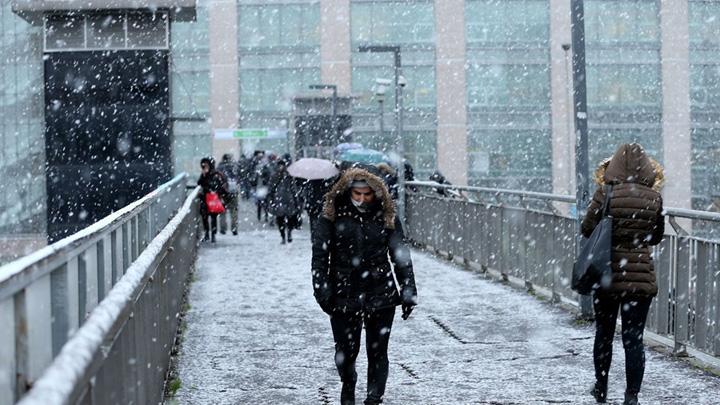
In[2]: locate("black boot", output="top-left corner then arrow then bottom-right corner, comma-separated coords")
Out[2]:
623,391 -> 639,405
341,381 -> 356,405
202,232 -> 210,242
364,396 -> 382,405
211,232 -> 216,243
591,382 -> 607,403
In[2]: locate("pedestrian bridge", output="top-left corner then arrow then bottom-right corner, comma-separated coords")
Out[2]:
2,175 -> 720,404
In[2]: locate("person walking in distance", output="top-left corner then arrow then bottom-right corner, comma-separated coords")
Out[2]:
311,168 -> 418,405
267,158 -> 303,244
197,157 -> 228,243
582,144 -> 665,405
217,153 -> 240,235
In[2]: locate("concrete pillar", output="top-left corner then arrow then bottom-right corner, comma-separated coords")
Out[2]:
320,0 -> 351,95
549,0 -> 575,197
660,0 -> 692,210
209,0 -> 240,159
434,0 -> 468,185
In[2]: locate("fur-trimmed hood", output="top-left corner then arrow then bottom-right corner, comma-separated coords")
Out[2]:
593,143 -> 665,191
322,168 -> 396,229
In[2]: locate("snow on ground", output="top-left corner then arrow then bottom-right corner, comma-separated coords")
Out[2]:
171,206 -> 720,405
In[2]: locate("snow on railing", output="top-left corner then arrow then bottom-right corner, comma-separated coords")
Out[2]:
16,185 -> 201,405
0,174 -> 190,404
405,181 -> 720,362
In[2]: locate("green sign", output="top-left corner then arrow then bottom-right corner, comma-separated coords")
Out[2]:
233,129 -> 268,139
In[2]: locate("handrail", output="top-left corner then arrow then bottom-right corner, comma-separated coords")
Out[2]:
0,173 -> 190,403
407,181 -> 720,223
17,186 -> 201,405
0,174 -> 187,301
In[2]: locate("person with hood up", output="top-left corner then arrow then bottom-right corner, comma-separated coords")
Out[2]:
216,153 -> 240,235
581,143 -> 665,405
311,168 -> 418,405
376,163 -> 398,200
197,157 -> 228,243
267,158 -> 303,244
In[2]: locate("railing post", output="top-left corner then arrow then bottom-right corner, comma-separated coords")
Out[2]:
0,297 -> 16,404
674,236 -> 692,356
23,276 -> 53,389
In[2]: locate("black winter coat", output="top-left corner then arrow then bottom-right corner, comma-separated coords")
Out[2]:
312,168 -> 417,313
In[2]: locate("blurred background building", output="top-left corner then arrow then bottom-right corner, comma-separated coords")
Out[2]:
2,0 -> 719,261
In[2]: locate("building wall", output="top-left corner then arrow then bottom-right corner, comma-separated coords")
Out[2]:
0,0 -> 47,260
237,0 -> 321,154
689,0 -> 720,211
171,0 -> 213,177
350,0 -> 438,179
465,0 -> 552,191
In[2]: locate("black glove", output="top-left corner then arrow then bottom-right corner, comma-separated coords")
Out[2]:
401,303 -> 415,320
318,300 -> 334,316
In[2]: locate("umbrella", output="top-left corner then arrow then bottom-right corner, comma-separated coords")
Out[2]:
338,148 -> 391,164
288,158 -> 339,180
333,142 -> 363,158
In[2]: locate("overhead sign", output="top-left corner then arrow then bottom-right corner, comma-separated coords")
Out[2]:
214,128 -> 287,140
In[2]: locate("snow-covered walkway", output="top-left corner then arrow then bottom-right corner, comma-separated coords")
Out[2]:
172,210 -> 720,404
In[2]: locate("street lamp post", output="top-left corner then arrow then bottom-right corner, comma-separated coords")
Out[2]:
358,45 -> 406,222
375,78 -> 390,141
570,0 -> 593,319
309,84 -> 338,158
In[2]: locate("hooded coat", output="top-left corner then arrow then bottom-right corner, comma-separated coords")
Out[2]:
197,157 -> 228,200
581,144 -> 665,298
267,168 -> 303,217
311,168 -> 418,312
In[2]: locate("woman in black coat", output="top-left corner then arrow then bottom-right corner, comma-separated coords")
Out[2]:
267,159 -> 303,244
197,157 -> 228,243
311,168 -> 418,405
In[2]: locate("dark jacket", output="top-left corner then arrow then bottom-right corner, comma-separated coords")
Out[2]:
197,157 -> 228,200
581,144 -> 665,298
267,169 -> 303,217
302,177 -> 336,217
311,168 -> 418,312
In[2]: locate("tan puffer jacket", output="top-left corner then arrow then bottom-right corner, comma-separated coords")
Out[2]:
581,143 -> 665,298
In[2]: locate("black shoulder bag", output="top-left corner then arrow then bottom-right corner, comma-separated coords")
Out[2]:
572,185 -> 613,295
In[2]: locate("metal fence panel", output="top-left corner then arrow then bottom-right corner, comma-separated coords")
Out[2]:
404,182 -> 720,360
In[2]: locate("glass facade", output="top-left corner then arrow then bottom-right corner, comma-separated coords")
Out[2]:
171,0 -> 212,176
689,0 -> 720,210
238,0 -> 321,153
351,0 -> 436,178
465,0 -> 551,190
0,1 -> 46,235
584,0 -> 662,172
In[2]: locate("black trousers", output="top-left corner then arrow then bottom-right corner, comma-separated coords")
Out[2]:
276,215 -> 297,241
593,295 -> 652,395
330,307 -> 396,402
200,203 -> 218,236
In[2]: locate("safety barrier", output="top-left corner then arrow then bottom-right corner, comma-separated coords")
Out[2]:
0,174 -> 195,404
405,181 -> 720,360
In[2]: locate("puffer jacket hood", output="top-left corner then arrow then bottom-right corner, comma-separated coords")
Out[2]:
593,143 -> 664,191
323,168 -> 396,229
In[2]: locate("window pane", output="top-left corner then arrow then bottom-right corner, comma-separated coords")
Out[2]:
87,13 -> 125,49
46,14 -> 85,49
585,0 -> 659,45
466,0 -> 548,44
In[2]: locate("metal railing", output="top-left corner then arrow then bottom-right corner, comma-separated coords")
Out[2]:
0,174 -> 192,404
405,181 -> 720,360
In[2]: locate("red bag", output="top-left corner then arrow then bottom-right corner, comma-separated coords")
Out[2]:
205,192 -> 225,214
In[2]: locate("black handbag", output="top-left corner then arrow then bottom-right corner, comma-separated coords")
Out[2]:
572,185 -> 613,295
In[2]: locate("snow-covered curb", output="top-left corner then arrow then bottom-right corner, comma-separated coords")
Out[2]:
17,187 -> 199,405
